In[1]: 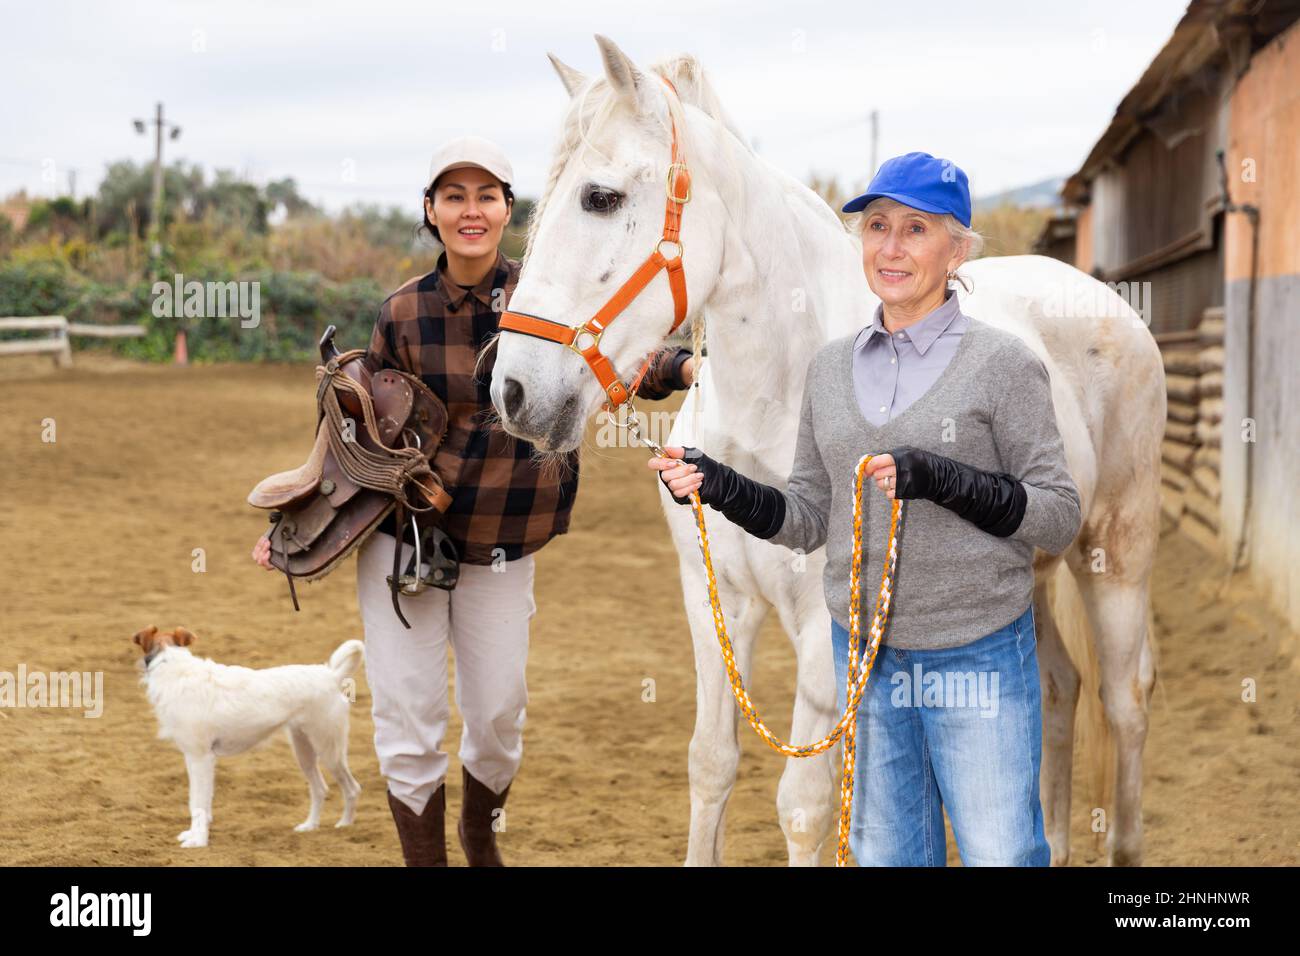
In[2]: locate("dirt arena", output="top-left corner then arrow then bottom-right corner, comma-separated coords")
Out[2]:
1,353 -> 1295,866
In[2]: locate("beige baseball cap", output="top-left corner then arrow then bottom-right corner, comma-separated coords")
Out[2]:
425,135 -> 514,195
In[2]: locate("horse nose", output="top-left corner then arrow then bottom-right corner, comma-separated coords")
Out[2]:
503,377 -> 525,420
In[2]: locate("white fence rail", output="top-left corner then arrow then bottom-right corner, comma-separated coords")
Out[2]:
0,316 -> 147,367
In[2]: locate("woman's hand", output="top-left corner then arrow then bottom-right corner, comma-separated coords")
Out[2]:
647,445 -> 786,538
251,535 -> 275,570
647,446 -> 702,501
863,453 -> 898,499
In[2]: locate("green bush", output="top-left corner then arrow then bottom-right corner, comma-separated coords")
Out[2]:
0,256 -> 397,364
0,259 -> 79,316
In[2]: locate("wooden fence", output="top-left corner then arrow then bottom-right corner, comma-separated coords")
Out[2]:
0,316 -> 147,367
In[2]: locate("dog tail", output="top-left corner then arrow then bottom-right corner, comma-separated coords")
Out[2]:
328,640 -> 365,683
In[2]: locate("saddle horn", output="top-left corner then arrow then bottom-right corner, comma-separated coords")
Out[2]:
319,324 -> 371,419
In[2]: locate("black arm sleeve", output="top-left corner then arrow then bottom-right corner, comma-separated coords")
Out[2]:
660,447 -> 786,540
889,446 -> 1027,537
633,347 -> 693,400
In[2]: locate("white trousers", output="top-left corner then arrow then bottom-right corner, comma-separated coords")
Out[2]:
356,530 -> 535,815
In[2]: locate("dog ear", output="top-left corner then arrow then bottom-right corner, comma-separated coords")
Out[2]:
173,627 -> 196,647
132,625 -> 158,647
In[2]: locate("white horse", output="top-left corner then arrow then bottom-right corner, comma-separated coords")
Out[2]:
491,36 -> 1164,867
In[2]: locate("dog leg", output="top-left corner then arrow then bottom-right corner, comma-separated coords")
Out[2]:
326,743 -> 361,829
326,755 -> 361,828
321,708 -> 361,828
179,753 -> 215,848
289,727 -> 327,832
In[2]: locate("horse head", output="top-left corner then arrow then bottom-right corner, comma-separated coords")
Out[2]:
491,35 -> 734,452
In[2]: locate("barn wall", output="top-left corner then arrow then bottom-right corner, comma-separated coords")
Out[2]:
1115,85 -> 1221,264
1089,168 -> 1125,275
1222,17 -> 1300,629
1074,204 -> 1094,274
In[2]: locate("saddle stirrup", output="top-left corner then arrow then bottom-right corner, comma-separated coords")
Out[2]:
389,501 -> 413,630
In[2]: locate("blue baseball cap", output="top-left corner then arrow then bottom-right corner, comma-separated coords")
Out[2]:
841,152 -> 972,228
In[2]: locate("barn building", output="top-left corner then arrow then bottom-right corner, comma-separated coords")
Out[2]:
1036,0 -> 1300,629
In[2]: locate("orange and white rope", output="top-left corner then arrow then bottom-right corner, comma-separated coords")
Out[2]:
686,453 -> 903,867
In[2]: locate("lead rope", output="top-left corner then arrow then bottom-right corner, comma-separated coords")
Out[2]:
685,452 -> 903,867
689,310 -> 705,438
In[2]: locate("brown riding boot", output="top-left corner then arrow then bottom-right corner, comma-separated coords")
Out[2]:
387,784 -> 448,867
458,766 -> 510,866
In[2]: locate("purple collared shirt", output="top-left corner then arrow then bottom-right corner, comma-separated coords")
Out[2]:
852,288 -> 970,426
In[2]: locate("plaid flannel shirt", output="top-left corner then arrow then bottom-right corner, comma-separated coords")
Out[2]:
364,249 -> 690,564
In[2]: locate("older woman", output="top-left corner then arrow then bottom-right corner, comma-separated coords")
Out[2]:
649,152 -> 1082,867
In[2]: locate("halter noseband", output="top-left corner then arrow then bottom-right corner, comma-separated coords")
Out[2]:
499,77 -> 691,409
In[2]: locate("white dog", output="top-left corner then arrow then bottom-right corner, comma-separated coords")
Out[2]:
133,625 -> 364,848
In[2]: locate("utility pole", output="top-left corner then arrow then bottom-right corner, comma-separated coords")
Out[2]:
149,102 -> 164,258
134,102 -> 182,262
134,102 -> 184,363
869,110 -> 879,177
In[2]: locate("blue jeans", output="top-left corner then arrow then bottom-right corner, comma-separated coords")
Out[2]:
830,605 -> 1050,866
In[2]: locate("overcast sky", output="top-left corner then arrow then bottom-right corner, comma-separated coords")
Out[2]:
3,0 -> 1190,213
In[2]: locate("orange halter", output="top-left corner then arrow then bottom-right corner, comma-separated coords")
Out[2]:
498,77 -> 691,409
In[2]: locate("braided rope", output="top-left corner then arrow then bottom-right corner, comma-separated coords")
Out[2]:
689,310 -> 706,436
688,452 -> 903,867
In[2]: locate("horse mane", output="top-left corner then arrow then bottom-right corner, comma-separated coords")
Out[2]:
652,54 -> 753,152
522,53 -> 752,265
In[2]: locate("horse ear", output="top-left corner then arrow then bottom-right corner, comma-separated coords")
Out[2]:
547,52 -> 588,99
594,34 -> 648,110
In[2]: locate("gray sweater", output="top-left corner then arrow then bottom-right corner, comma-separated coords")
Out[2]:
767,319 -> 1083,650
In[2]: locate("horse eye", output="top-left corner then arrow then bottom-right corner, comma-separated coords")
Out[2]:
582,185 -> 623,213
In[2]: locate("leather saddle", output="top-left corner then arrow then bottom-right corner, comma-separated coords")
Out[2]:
248,325 -> 457,628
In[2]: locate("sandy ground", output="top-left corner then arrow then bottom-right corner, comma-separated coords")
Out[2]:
0,353 -> 1295,866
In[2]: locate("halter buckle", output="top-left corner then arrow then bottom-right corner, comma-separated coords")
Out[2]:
666,163 -> 692,204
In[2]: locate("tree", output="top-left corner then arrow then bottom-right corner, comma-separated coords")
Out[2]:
195,170 -> 269,232
93,159 -> 204,239
264,177 -> 318,218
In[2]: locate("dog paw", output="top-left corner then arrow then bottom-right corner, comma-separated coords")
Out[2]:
180,834 -> 209,848
294,821 -> 320,833
177,829 -> 191,842
334,817 -> 354,829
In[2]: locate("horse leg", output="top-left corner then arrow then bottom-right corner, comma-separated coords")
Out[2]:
770,599 -> 838,867
679,554 -> 765,866
1072,572 -> 1156,866
1033,571 -> 1079,866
